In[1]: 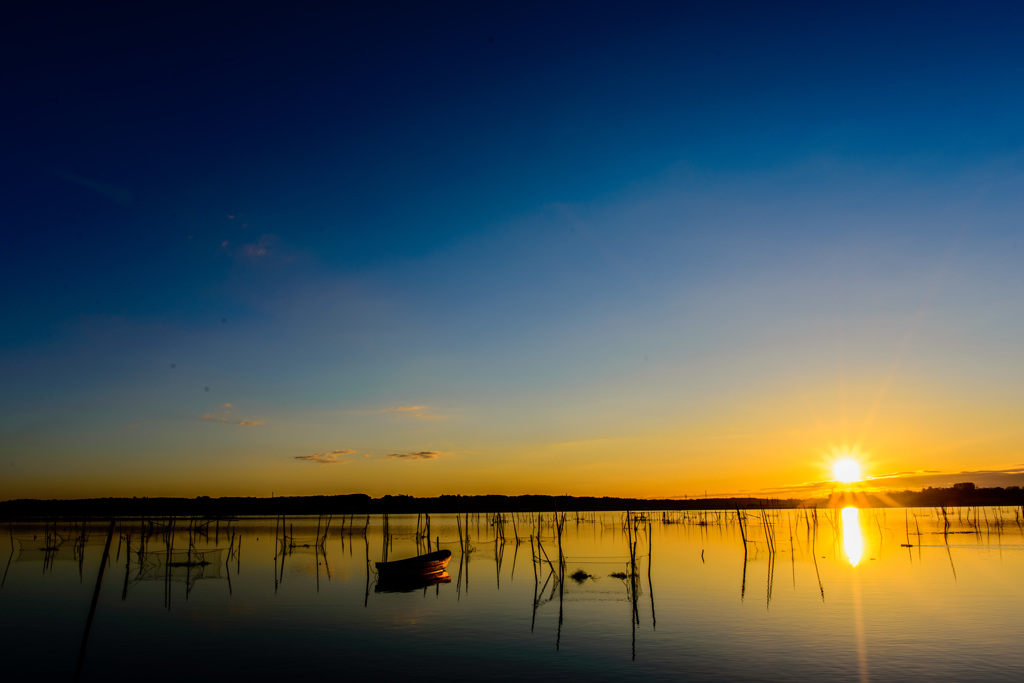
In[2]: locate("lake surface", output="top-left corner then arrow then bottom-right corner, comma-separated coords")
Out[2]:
3,507 -> 1024,681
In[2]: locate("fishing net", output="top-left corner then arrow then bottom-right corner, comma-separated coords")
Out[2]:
130,547 -> 227,588
14,537 -> 72,564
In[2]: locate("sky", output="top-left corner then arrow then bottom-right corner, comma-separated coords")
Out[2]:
3,0 -> 1024,500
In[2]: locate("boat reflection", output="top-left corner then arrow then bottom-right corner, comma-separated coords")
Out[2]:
841,507 -> 864,567
375,571 -> 451,593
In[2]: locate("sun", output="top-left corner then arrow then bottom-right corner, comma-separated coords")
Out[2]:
833,457 -> 862,484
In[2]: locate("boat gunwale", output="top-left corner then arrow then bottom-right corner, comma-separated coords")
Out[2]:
375,549 -> 452,574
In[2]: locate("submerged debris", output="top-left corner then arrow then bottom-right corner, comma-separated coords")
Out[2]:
570,569 -> 594,583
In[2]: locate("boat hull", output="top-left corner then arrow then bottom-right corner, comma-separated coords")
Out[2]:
375,549 -> 452,577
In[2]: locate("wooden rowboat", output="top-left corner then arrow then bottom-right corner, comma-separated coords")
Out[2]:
375,549 -> 452,577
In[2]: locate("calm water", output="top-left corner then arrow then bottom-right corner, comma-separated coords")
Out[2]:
2,508 -> 1024,681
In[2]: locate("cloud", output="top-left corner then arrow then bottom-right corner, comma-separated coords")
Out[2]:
376,405 -> 443,420
745,465 -> 1024,498
200,404 -> 264,426
294,448 -> 356,465
219,233 -> 297,265
295,454 -> 340,464
241,234 -> 278,258
864,466 -> 1024,490
385,451 -> 447,460
337,405 -> 446,421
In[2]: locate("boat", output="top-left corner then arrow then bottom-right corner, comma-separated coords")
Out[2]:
375,549 -> 452,577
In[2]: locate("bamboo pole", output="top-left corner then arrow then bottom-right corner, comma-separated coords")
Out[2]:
74,520 -> 115,682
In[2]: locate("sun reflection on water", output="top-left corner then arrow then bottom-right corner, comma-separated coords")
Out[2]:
841,506 -> 864,567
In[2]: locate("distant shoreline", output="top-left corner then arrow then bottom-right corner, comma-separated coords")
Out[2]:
1,483 -> 1020,517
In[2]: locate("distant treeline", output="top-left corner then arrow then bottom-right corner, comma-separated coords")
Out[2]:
1,483 -> 1021,518
0,493 -> 802,518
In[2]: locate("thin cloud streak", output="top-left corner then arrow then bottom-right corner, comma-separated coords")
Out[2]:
295,448 -> 357,465
376,405 -> 444,420
200,403 -> 264,426
865,466 -> 1024,490
740,465 -> 1024,498
385,451 -> 447,460
330,405 -> 446,420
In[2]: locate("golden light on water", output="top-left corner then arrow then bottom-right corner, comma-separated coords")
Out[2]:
841,506 -> 864,566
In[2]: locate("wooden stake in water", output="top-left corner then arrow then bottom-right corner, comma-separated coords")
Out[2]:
74,520 -> 115,682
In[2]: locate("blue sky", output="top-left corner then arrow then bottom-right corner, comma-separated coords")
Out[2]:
2,1 -> 1024,499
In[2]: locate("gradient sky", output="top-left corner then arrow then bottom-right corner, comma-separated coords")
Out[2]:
3,1 -> 1024,500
